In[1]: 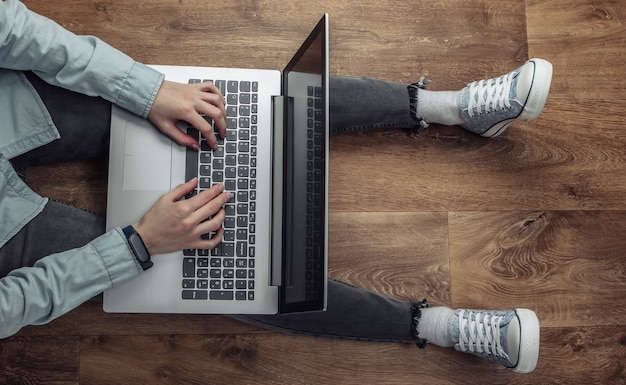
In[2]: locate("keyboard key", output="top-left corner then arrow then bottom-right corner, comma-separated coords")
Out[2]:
213,158 -> 224,170
227,106 -> 237,117
236,242 -> 247,257
182,290 -> 208,300
227,81 -> 238,93
223,242 -> 234,256
210,291 -> 234,300
210,258 -> 221,267
215,80 -> 226,94
183,258 -> 195,278
239,93 -> 251,104
226,130 -> 237,141
212,171 -> 224,182
200,152 -> 211,163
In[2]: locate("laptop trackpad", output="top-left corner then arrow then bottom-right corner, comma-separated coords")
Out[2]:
122,120 -> 172,191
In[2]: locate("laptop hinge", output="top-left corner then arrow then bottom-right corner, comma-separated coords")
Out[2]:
270,95 -> 284,286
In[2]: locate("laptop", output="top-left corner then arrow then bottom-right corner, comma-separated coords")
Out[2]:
104,14 -> 329,315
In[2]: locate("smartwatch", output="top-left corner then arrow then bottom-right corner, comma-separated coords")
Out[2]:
122,225 -> 153,271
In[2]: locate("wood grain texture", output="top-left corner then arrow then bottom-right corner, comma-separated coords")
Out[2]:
0,336 -> 79,385
3,0 -> 626,384
449,211 -> 626,328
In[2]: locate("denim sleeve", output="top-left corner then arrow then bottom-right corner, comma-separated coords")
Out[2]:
0,228 -> 142,338
0,0 -> 164,118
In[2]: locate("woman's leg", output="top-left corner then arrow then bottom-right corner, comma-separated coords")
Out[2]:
238,68 -> 547,373
235,281 -> 427,344
329,76 -> 415,134
330,58 -> 553,140
0,200 -> 105,277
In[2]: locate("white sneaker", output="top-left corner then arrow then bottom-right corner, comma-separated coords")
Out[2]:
459,58 -> 553,137
450,308 -> 540,373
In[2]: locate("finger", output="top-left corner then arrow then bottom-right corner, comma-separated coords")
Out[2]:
198,88 -> 227,123
196,83 -> 227,138
168,178 -> 199,201
159,120 -> 199,149
186,183 -> 225,211
198,82 -> 224,99
186,113 -> 218,149
196,103 -> 227,139
191,190 -> 232,223
193,227 -> 225,250
196,208 -> 226,235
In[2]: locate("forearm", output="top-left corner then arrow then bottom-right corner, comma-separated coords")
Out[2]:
0,0 -> 164,117
0,228 -> 141,338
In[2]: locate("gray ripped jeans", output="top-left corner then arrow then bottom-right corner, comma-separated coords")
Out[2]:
2,72 -> 427,344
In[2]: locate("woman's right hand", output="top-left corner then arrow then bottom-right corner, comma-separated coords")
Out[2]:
132,179 -> 231,256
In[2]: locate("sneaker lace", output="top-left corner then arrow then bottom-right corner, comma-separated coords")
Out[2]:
466,72 -> 514,117
457,310 -> 508,359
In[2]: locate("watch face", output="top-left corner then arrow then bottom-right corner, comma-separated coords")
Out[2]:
130,233 -> 150,262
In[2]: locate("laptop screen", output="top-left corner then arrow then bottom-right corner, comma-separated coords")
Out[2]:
280,15 -> 328,313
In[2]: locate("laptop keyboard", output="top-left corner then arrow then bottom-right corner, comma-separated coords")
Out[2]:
182,78 -> 259,301
306,86 -> 325,300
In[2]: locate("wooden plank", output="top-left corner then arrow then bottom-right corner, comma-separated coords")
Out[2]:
0,336 -> 79,385
526,0 -> 626,101
449,210 -> 626,327
23,0 -> 527,84
78,325 -> 626,384
327,212 -> 451,305
28,160 -> 108,215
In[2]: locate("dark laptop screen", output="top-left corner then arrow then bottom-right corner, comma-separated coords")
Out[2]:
280,14 -> 328,313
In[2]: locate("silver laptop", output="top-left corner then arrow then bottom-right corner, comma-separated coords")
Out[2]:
104,14 -> 329,315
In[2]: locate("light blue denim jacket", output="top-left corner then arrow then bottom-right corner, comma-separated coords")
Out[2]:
0,0 -> 165,337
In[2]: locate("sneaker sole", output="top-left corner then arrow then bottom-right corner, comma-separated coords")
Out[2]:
481,58 -> 553,138
513,308 -> 540,373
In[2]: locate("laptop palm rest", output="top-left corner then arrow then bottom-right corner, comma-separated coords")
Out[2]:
123,120 -> 172,191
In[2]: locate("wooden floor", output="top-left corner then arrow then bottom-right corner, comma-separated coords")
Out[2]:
3,0 -> 625,384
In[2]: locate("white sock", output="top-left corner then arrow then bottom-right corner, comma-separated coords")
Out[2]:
415,89 -> 464,126
417,306 -> 455,347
